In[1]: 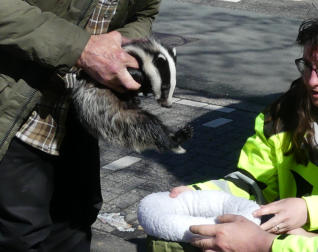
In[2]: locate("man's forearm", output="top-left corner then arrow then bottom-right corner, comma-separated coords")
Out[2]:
0,0 -> 90,71
115,0 -> 161,39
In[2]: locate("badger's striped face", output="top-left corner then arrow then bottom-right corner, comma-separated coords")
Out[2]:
153,47 -> 177,108
124,40 -> 177,108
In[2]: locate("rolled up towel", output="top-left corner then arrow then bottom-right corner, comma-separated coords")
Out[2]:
137,190 -> 260,242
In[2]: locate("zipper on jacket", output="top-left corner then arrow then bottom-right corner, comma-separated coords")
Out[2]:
0,90 -> 37,150
77,0 -> 95,26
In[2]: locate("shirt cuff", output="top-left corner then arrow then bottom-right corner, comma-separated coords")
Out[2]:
303,195 -> 318,231
60,67 -> 86,89
272,234 -> 318,252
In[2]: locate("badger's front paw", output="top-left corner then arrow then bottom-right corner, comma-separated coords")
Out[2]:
173,125 -> 193,144
170,125 -> 193,154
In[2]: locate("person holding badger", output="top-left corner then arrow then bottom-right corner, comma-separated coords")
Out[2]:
0,0 -> 161,251
148,19 -> 318,252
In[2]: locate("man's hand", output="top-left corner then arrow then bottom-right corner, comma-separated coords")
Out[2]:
253,198 -> 308,234
190,215 -> 276,252
76,31 -> 140,92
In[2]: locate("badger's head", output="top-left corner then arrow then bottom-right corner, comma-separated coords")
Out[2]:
124,39 -> 177,108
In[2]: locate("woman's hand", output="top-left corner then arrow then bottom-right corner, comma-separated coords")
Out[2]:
287,228 -> 318,237
253,198 -> 308,234
190,215 -> 276,252
169,186 -> 193,198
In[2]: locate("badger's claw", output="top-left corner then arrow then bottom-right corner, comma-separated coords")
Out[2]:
171,146 -> 186,154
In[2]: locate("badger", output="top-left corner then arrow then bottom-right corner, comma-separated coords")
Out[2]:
69,38 -> 192,153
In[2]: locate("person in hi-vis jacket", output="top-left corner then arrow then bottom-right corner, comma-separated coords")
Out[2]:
149,19 -> 318,252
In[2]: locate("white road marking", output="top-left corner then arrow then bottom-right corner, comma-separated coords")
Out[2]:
220,0 -> 241,2
203,118 -> 233,128
175,99 -> 208,107
102,156 -> 141,171
205,104 -> 235,113
174,98 -> 235,112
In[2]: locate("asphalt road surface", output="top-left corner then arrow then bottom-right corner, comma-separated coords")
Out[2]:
153,0 -> 313,106
175,0 -> 316,20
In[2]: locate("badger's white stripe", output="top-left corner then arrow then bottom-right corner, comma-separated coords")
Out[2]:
124,45 -> 162,99
153,40 -> 177,106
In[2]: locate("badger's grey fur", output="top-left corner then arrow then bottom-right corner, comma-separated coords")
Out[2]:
71,38 -> 192,153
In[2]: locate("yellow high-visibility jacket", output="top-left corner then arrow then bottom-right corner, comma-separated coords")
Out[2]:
192,112 -> 318,251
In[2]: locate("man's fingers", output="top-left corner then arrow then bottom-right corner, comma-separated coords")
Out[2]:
118,68 -> 141,90
99,80 -> 126,93
217,214 -> 243,223
98,59 -> 140,91
190,225 -> 218,236
191,237 -> 216,250
123,53 -> 139,69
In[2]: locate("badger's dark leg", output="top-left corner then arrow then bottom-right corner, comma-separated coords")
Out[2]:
72,83 -> 191,153
171,125 -> 193,145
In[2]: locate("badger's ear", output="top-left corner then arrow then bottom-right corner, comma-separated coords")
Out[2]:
168,48 -> 177,63
169,48 -> 176,57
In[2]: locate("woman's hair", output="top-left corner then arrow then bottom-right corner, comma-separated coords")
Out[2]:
297,19 -> 318,52
267,19 -> 318,164
267,78 -> 313,164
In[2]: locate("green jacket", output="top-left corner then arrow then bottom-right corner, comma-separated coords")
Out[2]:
0,0 -> 161,161
192,112 -> 318,252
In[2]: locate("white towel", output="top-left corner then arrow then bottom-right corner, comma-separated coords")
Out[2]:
137,190 -> 260,242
